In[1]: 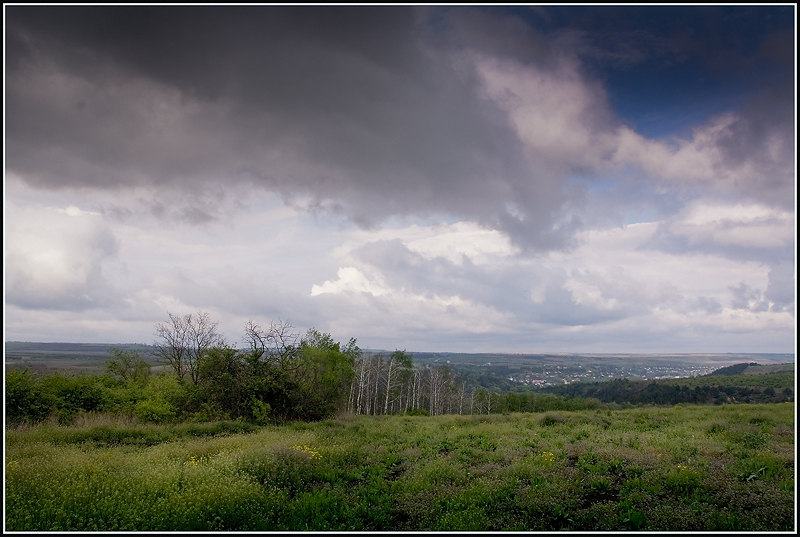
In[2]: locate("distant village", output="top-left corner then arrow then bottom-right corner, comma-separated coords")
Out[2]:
506,364 -> 717,387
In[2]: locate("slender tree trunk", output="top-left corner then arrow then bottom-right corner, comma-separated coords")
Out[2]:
405,378 -> 411,413
428,367 -> 437,416
383,356 -> 395,415
356,356 -> 368,415
372,354 -> 382,415
363,359 -> 372,415
347,376 -> 356,414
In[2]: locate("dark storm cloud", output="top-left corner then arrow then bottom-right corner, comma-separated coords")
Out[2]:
530,6 -> 795,201
712,81 -> 795,209
5,7 -> 543,239
5,5 -> 795,252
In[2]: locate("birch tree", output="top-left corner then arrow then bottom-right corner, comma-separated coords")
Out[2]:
383,350 -> 412,414
458,381 -> 467,415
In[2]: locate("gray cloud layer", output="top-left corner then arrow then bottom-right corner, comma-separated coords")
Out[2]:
5,6 -> 795,257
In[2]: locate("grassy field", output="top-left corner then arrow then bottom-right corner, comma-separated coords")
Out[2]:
5,404 -> 795,531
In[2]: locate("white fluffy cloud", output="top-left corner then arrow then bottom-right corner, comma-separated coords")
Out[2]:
301,214 -> 792,351
666,201 -> 794,249
5,200 -> 119,310
4,183 -> 793,351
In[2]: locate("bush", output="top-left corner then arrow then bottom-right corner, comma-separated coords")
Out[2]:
540,413 -> 564,426
135,398 -> 176,423
5,369 -> 56,424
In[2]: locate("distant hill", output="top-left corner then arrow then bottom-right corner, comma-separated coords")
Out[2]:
741,363 -> 795,375
708,362 -> 795,376
708,362 -> 760,375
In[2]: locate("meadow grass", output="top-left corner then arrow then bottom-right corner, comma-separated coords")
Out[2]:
5,403 -> 794,531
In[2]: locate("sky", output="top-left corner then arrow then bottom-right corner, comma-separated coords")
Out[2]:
3,5 -> 796,353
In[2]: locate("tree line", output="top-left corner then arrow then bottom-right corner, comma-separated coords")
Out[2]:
539,376 -> 793,406
8,311 -> 791,426
8,311 -> 611,425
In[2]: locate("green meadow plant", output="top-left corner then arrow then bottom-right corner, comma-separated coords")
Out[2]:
5,403 -> 794,531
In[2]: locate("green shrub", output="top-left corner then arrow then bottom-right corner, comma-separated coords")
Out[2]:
135,398 -> 176,423
5,369 -> 56,424
540,413 -> 564,426
663,465 -> 702,494
619,507 -> 647,530
737,431 -> 768,450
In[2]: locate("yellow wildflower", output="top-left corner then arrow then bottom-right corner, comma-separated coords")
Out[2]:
540,451 -> 556,462
291,445 -> 321,459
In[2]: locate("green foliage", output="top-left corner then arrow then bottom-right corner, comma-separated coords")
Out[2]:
668,371 -> 794,389
5,368 -> 56,424
135,373 -> 190,423
42,373 -> 113,419
3,312 -> 793,441
540,412 -> 564,426
106,347 -> 151,385
737,431 -> 768,450
251,398 -> 271,425
196,344 -> 247,419
5,403 -> 794,531
619,507 -> 647,530
540,373 -> 793,406
135,398 -> 176,423
294,329 -> 356,420
5,369 -> 131,425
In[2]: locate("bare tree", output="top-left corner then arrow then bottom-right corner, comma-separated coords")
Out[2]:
243,319 -> 300,370
371,353 -> 383,415
473,388 -> 486,415
349,351 -> 382,416
458,381 -> 467,415
354,352 -> 375,415
154,311 -> 222,384
412,367 -> 424,411
428,366 -> 444,416
382,351 -> 412,415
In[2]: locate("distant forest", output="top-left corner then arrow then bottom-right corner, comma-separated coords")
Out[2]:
538,371 -> 793,407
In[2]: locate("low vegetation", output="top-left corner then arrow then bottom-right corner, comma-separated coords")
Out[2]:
5,404 -> 794,531
4,312 -> 795,531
